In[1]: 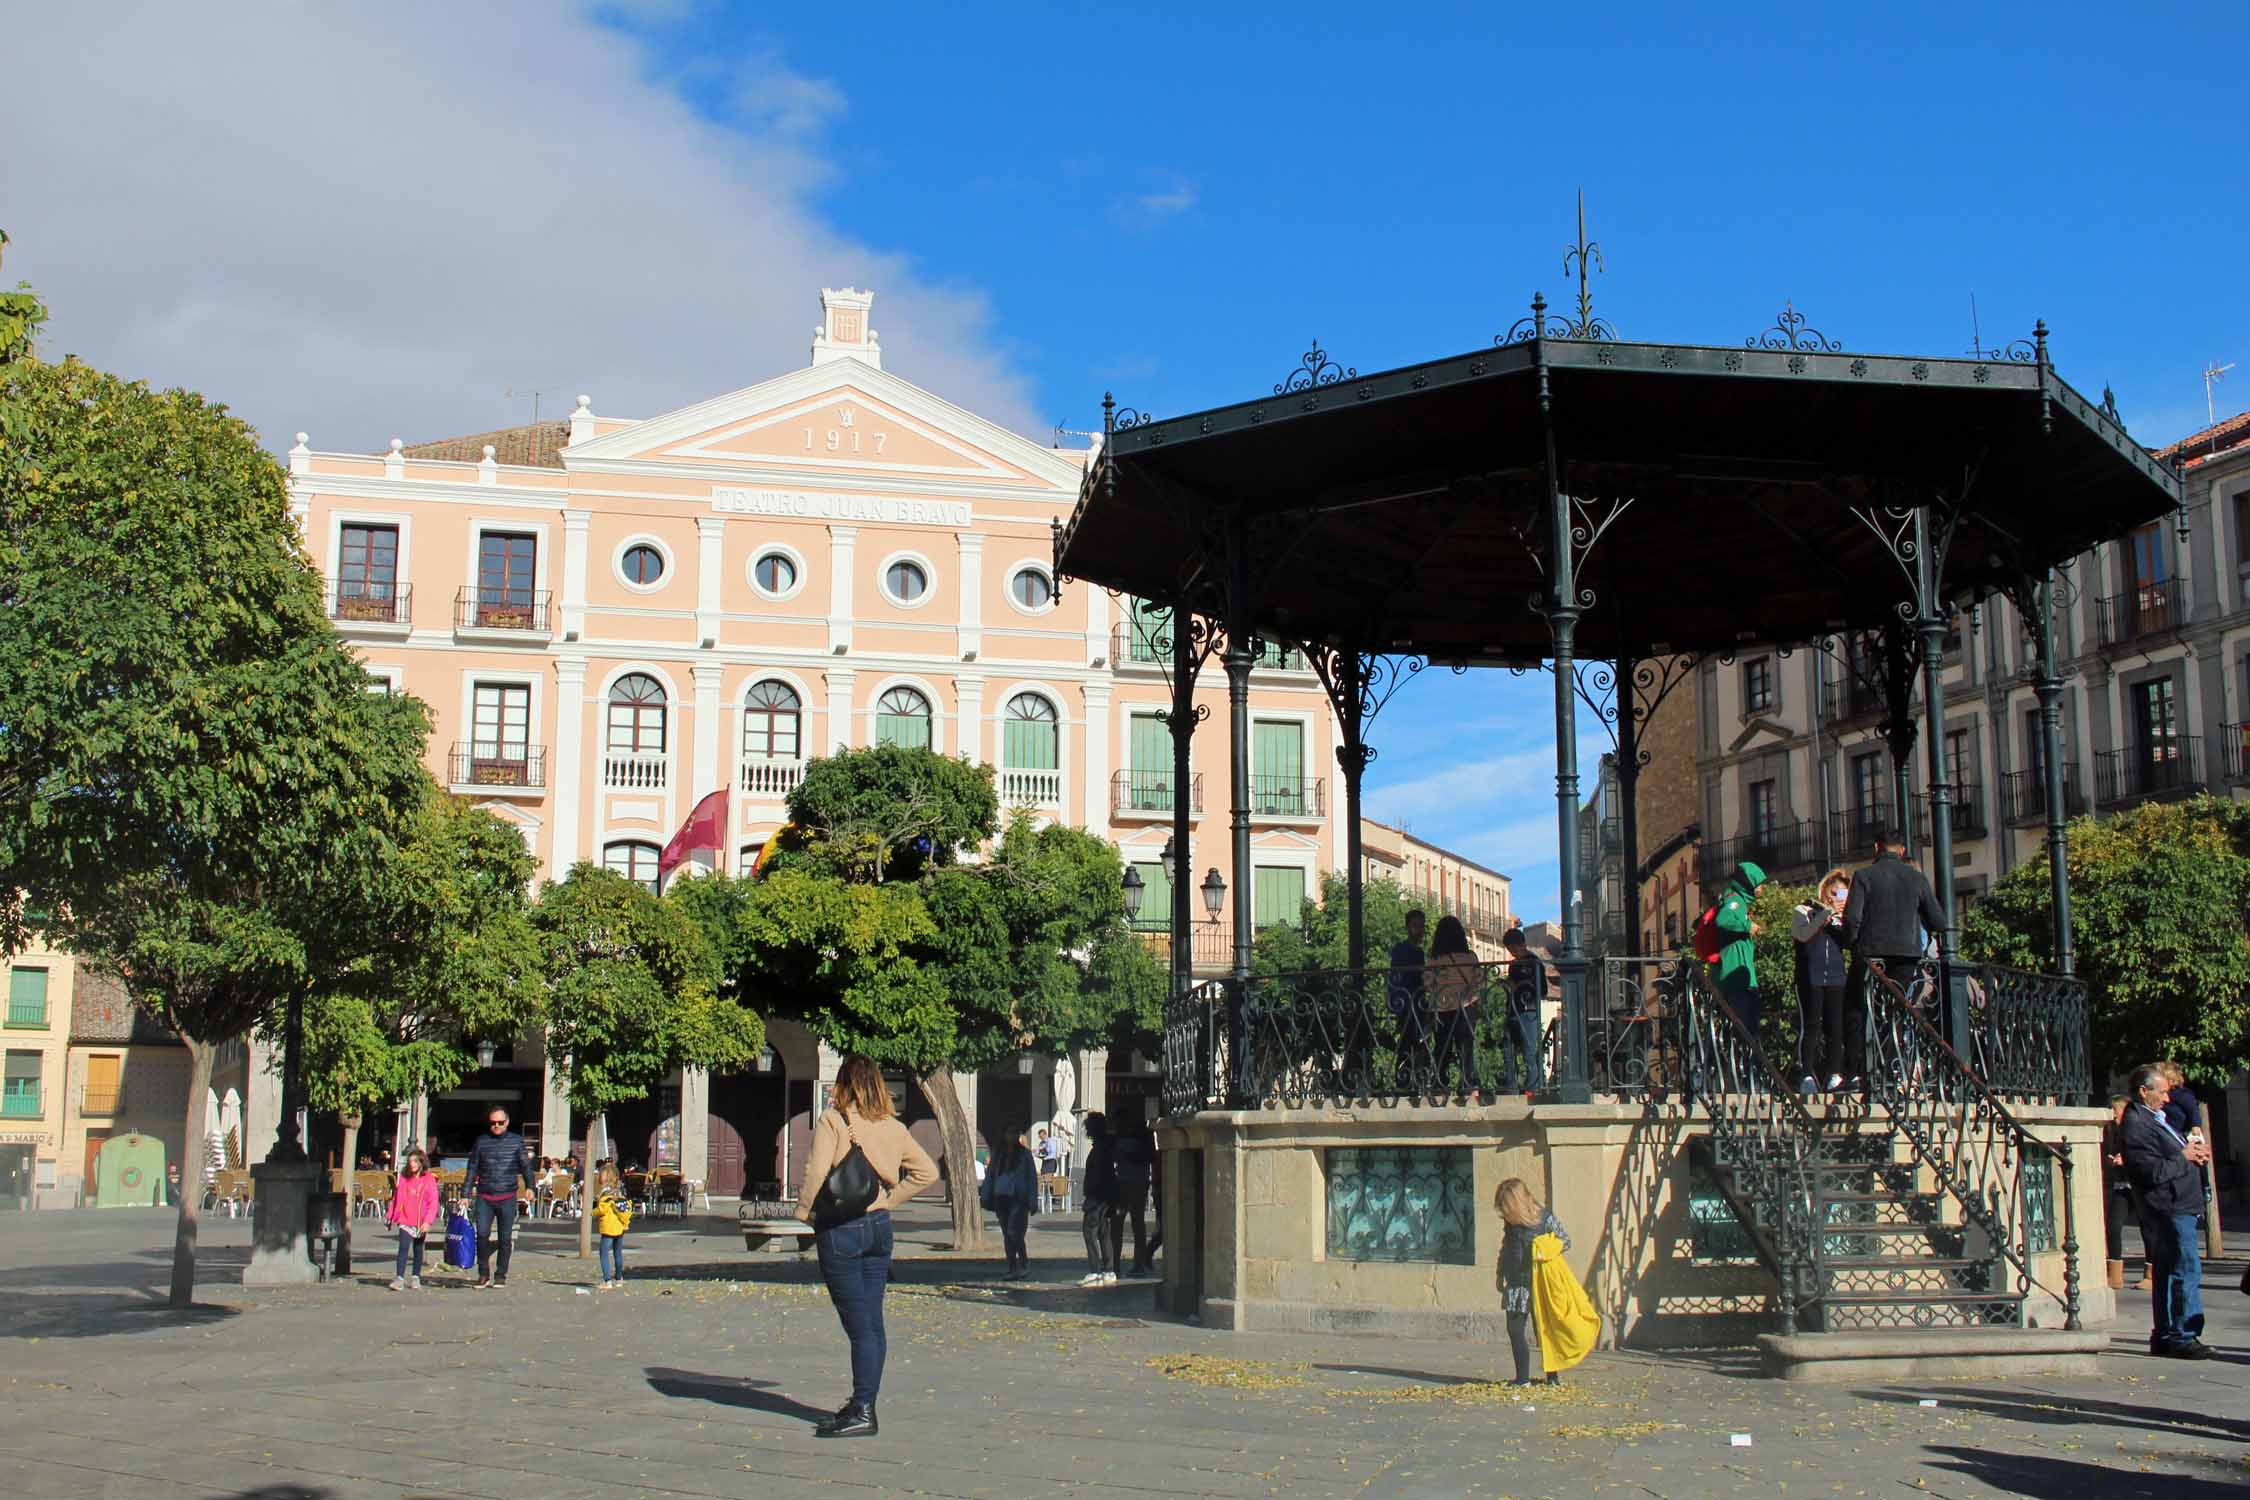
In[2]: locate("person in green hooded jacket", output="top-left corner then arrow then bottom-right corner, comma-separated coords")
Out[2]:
1711,860 -> 1768,1035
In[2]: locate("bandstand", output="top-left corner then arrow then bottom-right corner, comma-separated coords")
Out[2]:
1053,274 -> 2184,1374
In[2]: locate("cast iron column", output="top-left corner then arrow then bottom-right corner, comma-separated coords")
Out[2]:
1223,516 -> 1256,1104
1169,598 -> 1194,1002
1913,509 -> 1964,1050
1548,490 -> 1592,1104
271,986 -> 307,1163
1616,654 -> 1641,953
1338,650 -> 1370,974
1879,625 -> 1919,862
2030,569 -> 2076,976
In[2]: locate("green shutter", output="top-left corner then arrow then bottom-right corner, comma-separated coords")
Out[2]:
1128,598 -> 1170,663
1132,860 -> 1173,931
1127,714 -> 1173,810
1253,865 -> 1306,929
1252,721 -> 1304,813
1003,716 -> 1058,770
877,712 -> 931,750
6,968 -> 46,1028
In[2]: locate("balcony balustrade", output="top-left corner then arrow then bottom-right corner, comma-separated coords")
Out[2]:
453,588 -> 553,634
1135,923 -> 1233,972
2223,724 -> 2250,784
1701,818 -> 1821,884
1112,769 -> 1203,817
2001,763 -> 2087,825
998,767 -> 1064,808
739,757 -> 806,799
326,582 -> 412,627
449,743 -> 547,790
79,1085 -> 124,1116
2094,737 -> 2203,807
2095,586 -> 2177,649
1249,775 -> 1326,818
0,1087 -> 42,1120
4,995 -> 46,1029
603,752 -> 669,792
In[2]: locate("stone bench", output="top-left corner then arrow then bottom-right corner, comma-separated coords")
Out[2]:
738,1201 -> 815,1255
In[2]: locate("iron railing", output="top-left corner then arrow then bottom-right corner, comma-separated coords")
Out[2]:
2093,738 -> 2202,806
1863,960 -> 2081,1331
1831,803 -> 1895,862
1112,768 -> 1202,816
448,743 -> 547,789
2223,724 -> 2250,784
1702,819 -> 1822,885
1967,964 -> 2091,1106
79,1085 -> 124,1115
2095,586 -> 2177,648
1249,775 -> 1325,817
1945,783 -> 1988,839
326,582 -> 412,626
0,1086 -> 42,1120
4,993 -> 47,1028
1821,679 -> 1890,725
453,588 -> 553,633
2001,764 -> 2085,825
1538,956 -> 1694,1097
1110,623 -> 1308,672
1135,924 -> 1233,974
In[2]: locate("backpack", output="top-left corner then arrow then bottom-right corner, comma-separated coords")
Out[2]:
1692,903 -> 1723,965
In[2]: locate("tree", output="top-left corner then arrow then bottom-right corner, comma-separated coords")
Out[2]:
1253,873 -> 1413,975
7,306 -> 435,1305
533,864 -> 762,1257
1963,795 -> 2250,1090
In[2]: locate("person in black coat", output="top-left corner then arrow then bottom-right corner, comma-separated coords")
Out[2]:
1791,867 -> 1853,1092
1841,832 -> 1945,1080
461,1107 -> 536,1287
2119,1064 -> 2215,1359
1387,910 -> 1431,1086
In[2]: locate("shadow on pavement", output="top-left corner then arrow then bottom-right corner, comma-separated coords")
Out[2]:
2,1290 -> 239,1339
1310,1364 -> 1487,1386
1870,1387 -> 2250,1444
1924,1446 -> 2244,1499
204,1488 -> 334,1500
645,1366 -> 833,1426
0,1246 -> 250,1292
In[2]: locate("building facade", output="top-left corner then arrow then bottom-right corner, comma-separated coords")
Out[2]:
1,937 -> 70,1208
260,289 -> 1342,1193
1359,817 -> 1513,960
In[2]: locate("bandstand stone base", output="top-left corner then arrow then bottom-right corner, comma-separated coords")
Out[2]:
1759,1328 -> 2107,1381
1157,1099 -> 2113,1355
241,1161 -> 321,1287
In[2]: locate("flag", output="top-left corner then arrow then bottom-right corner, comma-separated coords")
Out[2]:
658,787 -> 728,882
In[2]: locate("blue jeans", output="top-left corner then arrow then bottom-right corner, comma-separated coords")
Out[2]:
393,1229 -> 425,1279
472,1195 -> 518,1280
816,1210 -> 895,1407
2149,1211 -> 2206,1349
1503,1011 -> 1542,1092
598,1234 -> 625,1280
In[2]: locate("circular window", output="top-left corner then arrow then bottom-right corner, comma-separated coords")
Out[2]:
753,551 -> 798,596
621,543 -> 665,585
885,559 -> 929,604
1010,566 -> 1054,610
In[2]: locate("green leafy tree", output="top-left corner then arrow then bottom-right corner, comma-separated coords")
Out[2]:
1253,873 -> 1413,975
6,289 -> 434,1304
1963,796 -> 2250,1089
534,864 -> 761,1256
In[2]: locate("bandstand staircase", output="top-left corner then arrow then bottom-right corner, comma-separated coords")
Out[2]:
1680,967 -> 2079,1341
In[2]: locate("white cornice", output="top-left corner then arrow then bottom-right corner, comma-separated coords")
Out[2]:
561,461 -> 1072,507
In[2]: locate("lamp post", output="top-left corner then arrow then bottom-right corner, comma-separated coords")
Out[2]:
1121,864 -> 1145,922
475,1040 -> 497,1070
1200,867 -> 1226,920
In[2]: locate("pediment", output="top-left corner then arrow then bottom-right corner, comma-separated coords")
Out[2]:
564,361 -> 1081,490
1725,717 -> 1794,755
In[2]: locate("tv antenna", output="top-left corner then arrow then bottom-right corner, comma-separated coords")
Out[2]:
1052,422 -> 1101,449
505,386 -> 551,425
2204,360 -> 2235,428
1966,293 -> 1987,359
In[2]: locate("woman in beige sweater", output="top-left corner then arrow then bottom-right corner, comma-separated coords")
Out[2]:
791,1054 -> 938,1439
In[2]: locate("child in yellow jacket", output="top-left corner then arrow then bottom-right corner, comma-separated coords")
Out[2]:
593,1164 -> 633,1289
1497,1177 -> 1596,1386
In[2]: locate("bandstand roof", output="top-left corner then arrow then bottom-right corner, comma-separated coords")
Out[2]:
1055,320 -> 2184,661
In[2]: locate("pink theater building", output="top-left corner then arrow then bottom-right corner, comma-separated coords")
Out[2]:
222,291 -> 1342,1198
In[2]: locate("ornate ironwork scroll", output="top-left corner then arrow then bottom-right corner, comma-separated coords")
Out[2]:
1275,341 -> 1355,396
1965,964 -> 2090,1105
1747,302 -> 1843,353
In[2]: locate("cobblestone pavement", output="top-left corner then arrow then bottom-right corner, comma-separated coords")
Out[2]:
1,1207 -> 2243,1499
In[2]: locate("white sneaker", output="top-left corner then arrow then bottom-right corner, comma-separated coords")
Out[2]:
388,1277 -> 406,1291
1079,1272 -> 1103,1286
409,1276 -> 423,1290
1101,1271 -> 1119,1285
1798,1076 -> 1817,1094
1826,1075 -> 1844,1092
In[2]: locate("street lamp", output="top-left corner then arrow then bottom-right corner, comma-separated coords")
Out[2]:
1159,836 -> 1178,884
1121,864 -> 1145,920
1201,867 -> 1227,918
475,1040 -> 497,1070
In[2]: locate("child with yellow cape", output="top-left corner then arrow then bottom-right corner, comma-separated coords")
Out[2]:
1497,1178 -> 1600,1384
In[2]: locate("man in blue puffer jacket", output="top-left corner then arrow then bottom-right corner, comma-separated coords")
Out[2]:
462,1107 -> 535,1288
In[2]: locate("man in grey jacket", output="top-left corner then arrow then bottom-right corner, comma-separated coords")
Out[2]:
2120,1063 -> 2214,1359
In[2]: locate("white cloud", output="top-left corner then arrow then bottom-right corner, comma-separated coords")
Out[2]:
0,3 -> 1041,454
1111,172 -> 1197,229
1365,747 -> 1556,827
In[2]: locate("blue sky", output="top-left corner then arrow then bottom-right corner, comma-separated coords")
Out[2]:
9,2 -> 2245,923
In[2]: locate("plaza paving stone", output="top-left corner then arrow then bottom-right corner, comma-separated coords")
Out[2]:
0,1205 -> 2242,1499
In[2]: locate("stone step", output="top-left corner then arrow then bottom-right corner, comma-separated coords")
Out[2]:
1759,1327 -> 2104,1382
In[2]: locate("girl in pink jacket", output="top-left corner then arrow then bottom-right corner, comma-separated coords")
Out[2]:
387,1149 -> 441,1290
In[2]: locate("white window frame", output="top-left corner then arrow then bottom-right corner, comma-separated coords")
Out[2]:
749,543 -> 809,603
1005,562 -> 1057,617
611,532 -> 676,595
866,674 -> 944,754
877,549 -> 936,610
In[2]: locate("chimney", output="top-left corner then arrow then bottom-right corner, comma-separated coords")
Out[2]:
810,287 -> 880,370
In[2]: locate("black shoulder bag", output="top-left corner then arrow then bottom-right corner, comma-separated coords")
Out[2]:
811,1113 -> 885,1229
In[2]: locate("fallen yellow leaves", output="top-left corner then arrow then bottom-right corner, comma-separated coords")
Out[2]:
1145,1354 -> 1306,1389
1548,1420 -> 1680,1440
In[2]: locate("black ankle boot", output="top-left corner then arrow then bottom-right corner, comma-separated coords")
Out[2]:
820,1403 -> 877,1438
814,1402 -> 855,1435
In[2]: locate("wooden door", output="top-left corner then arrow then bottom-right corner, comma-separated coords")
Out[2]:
83,1130 -> 108,1200
706,1110 -> 746,1197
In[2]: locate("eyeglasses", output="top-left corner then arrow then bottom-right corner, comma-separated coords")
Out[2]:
488,1117 -> 507,1129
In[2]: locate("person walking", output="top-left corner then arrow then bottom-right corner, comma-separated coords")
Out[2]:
593,1163 -> 633,1289
1110,1115 -> 1156,1276
2101,1094 -> 2134,1292
2120,1063 -> 2214,1360
462,1107 -> 534,1289
1841,828 -> 1944,1085
1427,915 -> 1485,1098
792,1054 -> 938,1438
1709,861 -> 1768,1039
1078,1112 -> 1124,1285
1499,927 -> 1546,1094
1496,1178 -> 1573,1387
1790,868 -> 1852,1093
386,1148 -> 440,1291
980,1126 -> 1038,1279
1388,909 -> 1431,1087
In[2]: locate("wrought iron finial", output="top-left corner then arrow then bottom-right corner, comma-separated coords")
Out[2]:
2098,383 -> 2126,431
2033,319 -> 2049,365
1749,300 -> 1842,353
1498,292 -> 1551,347
1559,191 -> 1618,340
1276,341 -> 1354,395
1102,391 -> 1115,434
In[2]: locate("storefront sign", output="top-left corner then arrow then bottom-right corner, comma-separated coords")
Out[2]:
712,487 -> 972,528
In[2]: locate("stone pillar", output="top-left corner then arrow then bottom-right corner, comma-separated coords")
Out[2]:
551,659 -> 588,877
956,675 -> 985,765
825,669 -> 856,753
243,1032 -> 283,1166
690,663 -> 723,803
540,1038 -> 571,1162
827,525 -> 857,654
679,1066 -> 709,1186
956,531 -> 984,660
241,1161 -> 321,1286
1083,680 -> 1111,835
695,517 -> 724,647
560,508 -> 592,641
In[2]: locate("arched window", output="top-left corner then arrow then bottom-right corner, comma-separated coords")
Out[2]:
602,840 -> 661,892
1002,693 -> 1059,769
606,673 -> 667,755
875,686 -> 932,749
743,680 -> 802,761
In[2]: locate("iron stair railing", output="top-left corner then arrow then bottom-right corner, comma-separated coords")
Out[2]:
1863,960 -> 2082,1331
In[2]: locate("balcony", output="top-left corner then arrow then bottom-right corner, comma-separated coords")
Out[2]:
1250,638 -> 1312,673
1830,803 -> 1895,863
2095,737 -> 2204,808
2095,586 -> 2177,650
1249,775 -> 1326,819
1942,782 -> 1988,840
2222,725 -> 2250,784
79,1085 -> 123,1116
326,582 -> 412,630
998,767 -> 1064,808
1702,819 -> 1822,885
1112,621 -> 1167,669
4,996 -> 46,1029
1821,678 -> 1890,726
2002,763 -> 2087,825
603,752 -> 669,792
739,756 -> 806,799
1135,923 -> 1233,972
448,743 -> 546,792
1599,816 -> 1621,856
0,1087 -> 41,1120
453,588 -> 553,638
1112,769 -> 1203,818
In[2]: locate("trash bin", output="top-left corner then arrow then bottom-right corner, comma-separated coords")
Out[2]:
307,1191 -> 348,1282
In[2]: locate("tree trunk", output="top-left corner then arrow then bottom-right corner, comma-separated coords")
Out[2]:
579,1115 -> 599,1260
335,1115 -> 359,1277
168,1038 -> 215,1308
916,1070 -> 983,1252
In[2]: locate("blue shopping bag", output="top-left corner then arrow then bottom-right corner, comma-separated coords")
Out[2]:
444,1210 -> 476,1270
